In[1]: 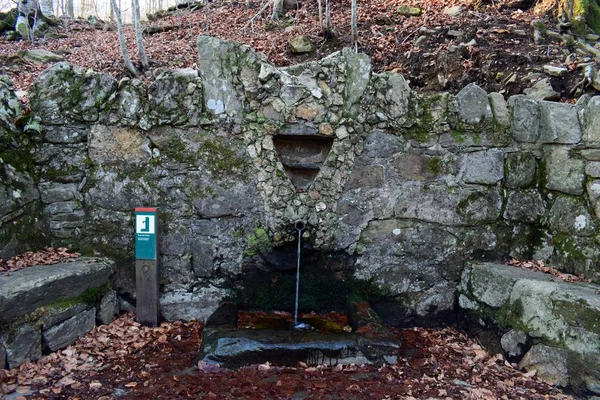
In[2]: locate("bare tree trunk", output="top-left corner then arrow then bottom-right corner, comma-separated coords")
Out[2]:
325,0 -> 331,31
66,0 -> 73,17
317,0 -> 323,29
271,0 -> 283,19
204,0 -> 210,33
109,0 -> 114,20
132,0 -> 149,70
350,0 -> 357,47
110,0 -> 139,76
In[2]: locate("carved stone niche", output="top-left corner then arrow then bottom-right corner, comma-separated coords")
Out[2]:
273,124 -> 334,191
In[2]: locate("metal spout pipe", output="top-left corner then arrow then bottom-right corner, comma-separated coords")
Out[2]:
293,220 -> 306,328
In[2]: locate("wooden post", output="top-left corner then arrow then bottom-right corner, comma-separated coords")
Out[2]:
135,207 -> 159,327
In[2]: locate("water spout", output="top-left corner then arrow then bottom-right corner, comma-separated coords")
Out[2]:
293,220 -> 307,329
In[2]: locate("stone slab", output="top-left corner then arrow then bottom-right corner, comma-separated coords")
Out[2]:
42,308 -> 96,352
199,328 -> 400,369
2,323 -> 41,369
0,258 -> 115,323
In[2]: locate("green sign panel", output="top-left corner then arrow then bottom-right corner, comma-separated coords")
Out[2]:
135,207 -> 157,260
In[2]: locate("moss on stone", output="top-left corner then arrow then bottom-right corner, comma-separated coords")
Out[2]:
553,299 -> 600,333
245,227 -> 272,257
427,156 -> 444,175
198,137 -> 250,182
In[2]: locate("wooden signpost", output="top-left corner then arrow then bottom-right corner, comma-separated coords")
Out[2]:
135,207 -> 159,327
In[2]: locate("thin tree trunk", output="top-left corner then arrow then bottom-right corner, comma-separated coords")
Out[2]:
110,0 -> 139,76
66,0 -> 73,17
351,0 -> 357,47
204,0 -> 210,33
317,0 -> 323,29
325,0 -> 331,31
271,0 -> 283,19
132,0 -> 149,69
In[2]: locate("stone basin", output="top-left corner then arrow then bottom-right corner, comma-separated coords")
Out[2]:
196,303 -> 401,368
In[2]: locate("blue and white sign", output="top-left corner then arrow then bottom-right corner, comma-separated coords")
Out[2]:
135,208 -> 157,260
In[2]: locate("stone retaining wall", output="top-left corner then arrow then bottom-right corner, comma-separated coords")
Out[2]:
2,36 -> 600,326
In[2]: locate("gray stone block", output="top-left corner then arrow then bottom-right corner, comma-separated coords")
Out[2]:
362,131 -> 403,159
544,147 -> 584,195
519,345 -> 569,387
42,308 -> 96,352
3,323 -> 41,368
456,83 -> 492,124
159,287 -> 230,322
539,101 -> 582,144
509,95 -> 540,142
0,259 -> 115,323
38,182 -> 79,204
583,96 -> 600,145
503,190 -> 545,223
462,149 -> 504,185
586,162 -> 600,178
197,36 -> 249,117
501,329 -> 529,358
488,92 -> 510,126
505,152 -> 537,188
191,241 -> 215,278
394,184 -> 501,226
97,290 -> 119,325
547,195 -> 596,236
41,302 -> 87,329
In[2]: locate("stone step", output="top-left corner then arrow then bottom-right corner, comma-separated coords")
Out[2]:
0,258 -> 115,324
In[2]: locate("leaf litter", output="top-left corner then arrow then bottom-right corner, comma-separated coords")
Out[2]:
0,313 -> 574,399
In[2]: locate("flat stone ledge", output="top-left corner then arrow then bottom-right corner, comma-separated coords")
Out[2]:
0,258 -> 115,323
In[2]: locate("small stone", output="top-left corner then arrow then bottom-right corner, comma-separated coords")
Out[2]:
501,330 -> 529,358
295,104 -> 318,121
447,29 -> 463,38
289,36 -> 314,54
586,34 -> 600,42
397,5 -> 422,16
523,78 -> 559,101
414,35 -> 428,47
21,49 -> 64,65
543,65 -> 568,77
461,39 -> 477,47
443,5 -> 462,16
319,123 -> 333,136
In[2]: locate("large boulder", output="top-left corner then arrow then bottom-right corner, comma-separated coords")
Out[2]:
30,62 -> 117,124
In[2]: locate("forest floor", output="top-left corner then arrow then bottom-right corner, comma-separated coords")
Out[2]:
0,313 -> 574,399
0,0 -> 598,101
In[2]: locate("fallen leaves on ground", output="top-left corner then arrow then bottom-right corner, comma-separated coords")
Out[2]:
0,313 -> 574,399
507,258 -> 592,283
0,0 -> 594,99
0,247 -> 80,273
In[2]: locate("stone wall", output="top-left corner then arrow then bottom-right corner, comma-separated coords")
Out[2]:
2,35 -> 600,324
